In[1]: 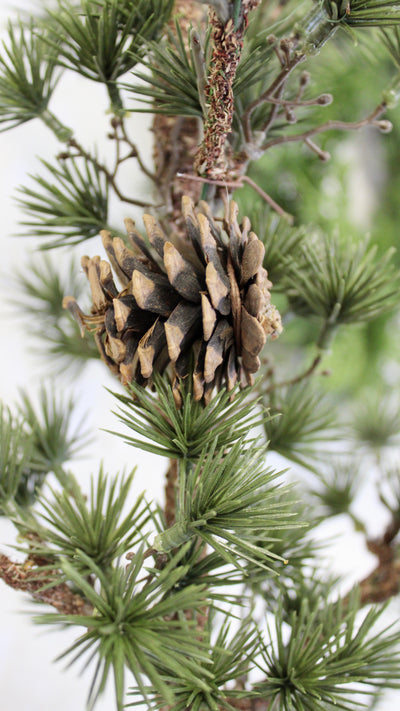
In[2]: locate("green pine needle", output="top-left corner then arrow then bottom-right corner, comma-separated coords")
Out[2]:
13,255 -> 100,370
45,0 -> 173,112
351,390 -> 400,451
35,547 -> 211,711
0,404 -> 34,510
258,593 -> 400,710
130,613 -> 260,711
264,383 -> 339,470
343,1 -> 400,27
319,1 -> 400,27
18,384 -> 92,474
110,374 -> 267,459
244,497 -> 321,588
310,458 -> 362,518
284,233 -> 400,339
127,19 -> 274,121
127,21 -> 206,117
154,438 -> 300,573
379,466 -> 400,520
16,156 -> 110,248
0,18 -> 62,132
16,468 -> 150,577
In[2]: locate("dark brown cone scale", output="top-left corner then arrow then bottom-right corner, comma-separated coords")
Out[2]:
63,197 -> 282,404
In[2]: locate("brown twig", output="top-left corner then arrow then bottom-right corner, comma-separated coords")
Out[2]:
164,458 -> 178,528
260,102 -> 388,151
118,119 -> 159,183
242,52 -> 306,143
352,516 -> 400,606
176,172 -> 293,222
0,553 -> 93,615
64,138 -> 157,208
264,353 -> 323,394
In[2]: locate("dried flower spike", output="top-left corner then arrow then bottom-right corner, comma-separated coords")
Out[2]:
63,197 -> 282,403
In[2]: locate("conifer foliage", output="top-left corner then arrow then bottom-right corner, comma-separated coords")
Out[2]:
3,1 -> 400,710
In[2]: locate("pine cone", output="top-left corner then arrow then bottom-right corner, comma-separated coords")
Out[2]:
63,197 -> 282,403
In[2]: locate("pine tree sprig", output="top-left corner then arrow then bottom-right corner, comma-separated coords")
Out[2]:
351,390 -> 400,452
45,0 -> 173,113
0,404 -> 34,510
111,375 -> 267,460
153,438 -> 300,572
310,458 -> 363,519
16,156 -> 110,248
126,19 -> 274,123
14,468 -> 150,578
244,497 -> 322,588
263,383 -> 339,470
18,384 -> 92,474
131,612 -> 260,711
13,255 -> 100,371
35,546 -> 212,711
257,593 -> 400,710
127,21 -> 206,118
0,18 -> 70,139
284,234 -> 400,348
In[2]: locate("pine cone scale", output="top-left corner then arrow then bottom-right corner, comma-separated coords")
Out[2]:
165,302 -> 202,363
131,270 -> 179,316
138,319 -> 166,379
201,293 -> 217,341
163,241 -> 204,302
204,320 -> 233,384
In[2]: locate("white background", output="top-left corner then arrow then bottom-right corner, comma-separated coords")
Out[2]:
0,2 -> 399,710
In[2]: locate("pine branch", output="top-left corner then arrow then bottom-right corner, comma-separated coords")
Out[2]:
0,18 -> 71,140
111,375 -> 267,459
0,552 -> 92,615
0,404 -> 34,509
35,546 -> 212,711
13,468 -> 151,579
257,592 -> 400,709
44,0 -> 174,113
16,156 -> 110,248
13,254 -> 100,370
263,382 -> 339,470
18,385 -> 92,474
153,438 -> 300,572
284,233 -> 400,349
3,3 -> 400,710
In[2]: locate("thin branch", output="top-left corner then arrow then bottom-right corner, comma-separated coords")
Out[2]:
66,138 -> 157,208
240,175 -> 294,222
165,458 -> 178,528
242,53 -> 306,142
176,172 -> 294,222
349,516 -> 400,606
260,102 -> 388,151
263,93 -> 333,108
118,119 -> 159,183
0,553 -> 93,615
264,353 -> 323,394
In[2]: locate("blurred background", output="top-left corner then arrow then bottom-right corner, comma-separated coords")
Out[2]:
1,1 -> 400,710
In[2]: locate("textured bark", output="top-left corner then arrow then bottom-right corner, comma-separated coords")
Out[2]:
0,553 -> 93,616
164,458 -> 178,527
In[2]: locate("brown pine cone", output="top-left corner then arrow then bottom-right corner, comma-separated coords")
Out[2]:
63,197 -> 282,404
